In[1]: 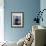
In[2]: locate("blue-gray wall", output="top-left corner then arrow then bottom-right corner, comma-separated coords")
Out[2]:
4,0 -> 40,42
40,0 -> 46,27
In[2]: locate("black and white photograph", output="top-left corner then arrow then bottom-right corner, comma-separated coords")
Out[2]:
11,12 -> 24,28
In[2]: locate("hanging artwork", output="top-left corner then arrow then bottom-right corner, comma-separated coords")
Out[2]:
11,12 -> 24,28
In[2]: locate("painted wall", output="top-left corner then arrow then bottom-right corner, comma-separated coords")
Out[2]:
4,0 -> 40,42
40,0 -> 46,27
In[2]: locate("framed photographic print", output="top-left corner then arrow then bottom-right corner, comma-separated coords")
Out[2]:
11,12 -> 24,28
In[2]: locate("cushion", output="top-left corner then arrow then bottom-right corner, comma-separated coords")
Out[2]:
17,37 -> 25,46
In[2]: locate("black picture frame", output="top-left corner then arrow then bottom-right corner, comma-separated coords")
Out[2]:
11,12 -> 24,28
